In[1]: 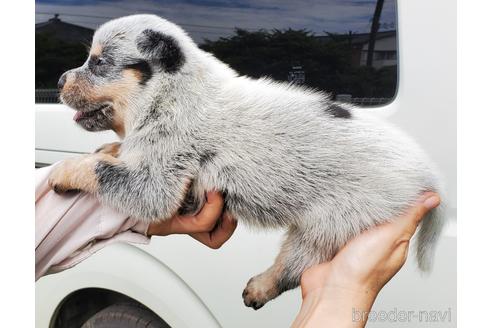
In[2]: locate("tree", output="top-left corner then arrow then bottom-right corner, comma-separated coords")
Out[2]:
200,29 -> 396,99
201,29 -> 352,94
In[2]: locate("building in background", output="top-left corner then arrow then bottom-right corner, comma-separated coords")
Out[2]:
358,31 -> 397,69
35,14 -> 94,102
36,14 -> 94,44
317,30 -> 396,69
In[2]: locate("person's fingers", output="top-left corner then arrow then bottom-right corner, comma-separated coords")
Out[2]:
190,212 -> 237,249
186,191 -> 224,233
300,262 -> 332,298
209,212 -> 237,245
394,192 -> 441,239
297,192 -> 441,301
168,191 -> 224,234
147,191 -> 224,236
147,219 -> 173,236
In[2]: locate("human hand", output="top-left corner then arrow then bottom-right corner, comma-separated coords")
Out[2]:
292,192 -> 441,328
301,192 -> 441,298
146,191 -> 237,249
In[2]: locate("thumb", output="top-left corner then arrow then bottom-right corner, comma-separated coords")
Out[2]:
398,192 -> 441,238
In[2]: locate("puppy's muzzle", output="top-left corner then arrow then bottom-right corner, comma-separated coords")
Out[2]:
58,73 -> 67,91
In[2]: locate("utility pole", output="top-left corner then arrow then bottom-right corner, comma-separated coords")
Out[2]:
366,0 -> 385,67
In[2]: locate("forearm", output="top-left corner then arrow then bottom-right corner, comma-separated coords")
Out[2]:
36,165 -> 150,280
95,161 -> 188,221
292,286 -> 378,328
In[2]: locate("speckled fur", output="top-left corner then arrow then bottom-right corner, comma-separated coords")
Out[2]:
56,14 -> 446,308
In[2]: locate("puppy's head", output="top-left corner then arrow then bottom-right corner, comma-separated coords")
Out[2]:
58,15 -> 193,137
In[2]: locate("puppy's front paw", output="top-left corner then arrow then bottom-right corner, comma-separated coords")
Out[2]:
94,142 -> 121,157
242,273 -> 280,310
48,160 -> 79,194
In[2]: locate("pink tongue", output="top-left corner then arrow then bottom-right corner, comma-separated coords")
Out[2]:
73,111 -> 83,121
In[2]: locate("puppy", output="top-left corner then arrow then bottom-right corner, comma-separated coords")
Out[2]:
50,14 -> 446,309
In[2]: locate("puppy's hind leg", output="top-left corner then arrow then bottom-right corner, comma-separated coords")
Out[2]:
242,225 -> 333,310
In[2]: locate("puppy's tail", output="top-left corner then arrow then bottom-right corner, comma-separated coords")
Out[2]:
416,202 -> 446,272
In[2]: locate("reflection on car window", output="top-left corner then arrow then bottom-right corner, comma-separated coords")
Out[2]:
35,0 -> 397,106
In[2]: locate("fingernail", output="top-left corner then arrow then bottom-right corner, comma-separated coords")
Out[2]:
423,195 -> 440,209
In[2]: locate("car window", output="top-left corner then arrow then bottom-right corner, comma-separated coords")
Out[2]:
35,0 -> 397,107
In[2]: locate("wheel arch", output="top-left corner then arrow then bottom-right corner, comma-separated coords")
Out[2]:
50,287 -> 168,327
36,243 -> 221,328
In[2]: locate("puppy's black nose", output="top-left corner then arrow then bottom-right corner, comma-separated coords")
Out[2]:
57,73 -> 67,90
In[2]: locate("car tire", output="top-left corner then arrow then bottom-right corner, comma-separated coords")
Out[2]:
81,303 -> 170,328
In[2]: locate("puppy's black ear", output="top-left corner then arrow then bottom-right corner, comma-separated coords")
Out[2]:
136,29 -> 185,73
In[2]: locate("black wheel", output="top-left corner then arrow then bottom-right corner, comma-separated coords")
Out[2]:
81,303 -> 170,328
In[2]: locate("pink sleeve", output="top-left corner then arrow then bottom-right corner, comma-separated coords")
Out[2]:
35,164 -> 150,281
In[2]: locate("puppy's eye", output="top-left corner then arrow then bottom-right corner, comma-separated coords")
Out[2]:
88,56 -> 110,75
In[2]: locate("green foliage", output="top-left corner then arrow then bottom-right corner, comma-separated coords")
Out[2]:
201,29 -> 396,98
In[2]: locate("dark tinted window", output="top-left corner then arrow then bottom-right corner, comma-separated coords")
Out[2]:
35,0 -> 397,106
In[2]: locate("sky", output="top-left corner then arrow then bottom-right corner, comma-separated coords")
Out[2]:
35,0 -> 397,43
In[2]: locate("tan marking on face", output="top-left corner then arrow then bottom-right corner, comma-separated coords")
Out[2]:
61,71 -> 77,92
90,43 -> 103,57
61,68 -> 142,138
48,153 -> 120,194
62,76 -> 92,102
93,70 -> 141,137
125,67 -> 143,82
112,108 -> 126,138
66,72 -> 76,85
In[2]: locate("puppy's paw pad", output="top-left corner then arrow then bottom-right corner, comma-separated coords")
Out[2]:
242,276 -> 277,310
48,178 -> 69,194
52,184 -> 66,194
48,160 -> 77,193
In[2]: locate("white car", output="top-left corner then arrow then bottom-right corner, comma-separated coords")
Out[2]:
35,0 -> 456,327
